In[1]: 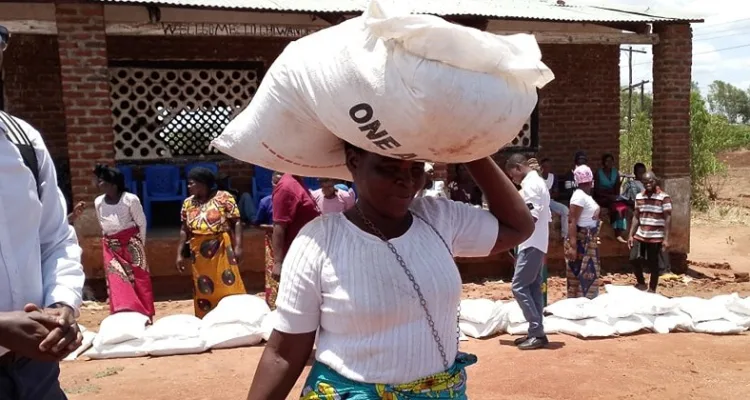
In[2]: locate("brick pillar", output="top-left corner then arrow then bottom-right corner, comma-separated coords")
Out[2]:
56,4 -> 113,203
652,23 -> 692,271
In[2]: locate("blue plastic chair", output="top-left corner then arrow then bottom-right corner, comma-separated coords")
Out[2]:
141,165 -> 187,228
116,165 -> 137,196
185,162 -> 219,178
252,166 -> 274,207
304,177 -> 320,191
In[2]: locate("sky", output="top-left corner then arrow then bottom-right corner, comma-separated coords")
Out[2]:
600,0 -> 750,94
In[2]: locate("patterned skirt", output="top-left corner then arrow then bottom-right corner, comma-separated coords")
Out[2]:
103,226 -> 155,319
301,353 -> 477,400
264,231 -> 279,310
564,225 -> 602,299
189,231 -> 247,318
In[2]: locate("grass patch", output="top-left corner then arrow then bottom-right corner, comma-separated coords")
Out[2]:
94,366 -> 125,379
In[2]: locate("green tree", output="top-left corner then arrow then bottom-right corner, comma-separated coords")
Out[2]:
706,80 -> 750,124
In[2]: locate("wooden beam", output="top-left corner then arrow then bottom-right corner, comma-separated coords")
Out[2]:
0,20 -> 57,35
491,31 -> 658,45
592,22 -> 652,34
312,13 -> 347,26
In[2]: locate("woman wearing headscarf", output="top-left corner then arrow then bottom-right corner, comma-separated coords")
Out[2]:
564,164 -> 602,299
177,167 -> 245,318
94,165 -> 154,318
247,144 -> 534,399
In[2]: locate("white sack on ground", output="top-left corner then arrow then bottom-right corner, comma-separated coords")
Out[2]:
145,315 -> 206,356
63,325 -> 96,361
212,0 -> 553,179
692,319 -> 746,335
676,297 -> 726,324
202,295 -> 270,349
505,301 -> 527,325
597,315 -> 654,336
458,299 -> 507,338
83,339 -> 151,360
93,312 -> 150,347
544,297 -> 600,320
652,311 -> 694,334
602,285 -> 677,316
725,293 -> 750,316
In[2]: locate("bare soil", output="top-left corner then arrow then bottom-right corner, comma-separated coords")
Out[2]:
61,150 -> 750,400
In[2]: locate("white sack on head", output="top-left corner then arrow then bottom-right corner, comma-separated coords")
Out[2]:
212,0 -> 553,179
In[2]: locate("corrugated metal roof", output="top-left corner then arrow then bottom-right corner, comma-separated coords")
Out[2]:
93,0 -> 704,23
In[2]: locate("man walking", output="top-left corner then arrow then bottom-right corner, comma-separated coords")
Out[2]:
505,154 -> 551,350
628,171 -> 672,293
0,25 -> 85,399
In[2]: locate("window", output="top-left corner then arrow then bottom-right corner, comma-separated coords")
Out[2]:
109,60 -> 263,160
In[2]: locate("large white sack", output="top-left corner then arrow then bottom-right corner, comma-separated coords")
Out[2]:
63,326 -> 96,361
506,322 -> 529,336
676,297 -> 725,323
212,0 -> 553,179
145,315 -> 202,340
556,318 -> 618,338
202,294 -> 270,328
149,337 -> 207,357
202,323 -> 264,350
692,319 -> 746,335
603,285 -> 676,316
590,293 -> 638,319
144,315 -> 206,356
544,297 -> 601,320
597,315 -> 654,336
458,300 -> 507,338
652,311 -> 694,334
93,312 -> 150,346
725,293 -> 750,316
83,339 -> 151,360
261,310 -> 277,342
505,301 -> 527,325
722,310 -> 750,329
459,299 -> 498,324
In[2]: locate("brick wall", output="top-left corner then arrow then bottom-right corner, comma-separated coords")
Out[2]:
535,44 -> 621,174
2,35 -> 67,159
652,24 -> 692,179
56,3 -> 114,203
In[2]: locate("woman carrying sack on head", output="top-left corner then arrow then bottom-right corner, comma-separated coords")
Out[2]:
246,144 -> 534,400
177,167 -> 246,318
94,165 -> 154,319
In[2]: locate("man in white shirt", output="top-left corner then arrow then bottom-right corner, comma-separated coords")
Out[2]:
505,154 -> 551,350
541,158 -> 569,238
0,25 -> 84,399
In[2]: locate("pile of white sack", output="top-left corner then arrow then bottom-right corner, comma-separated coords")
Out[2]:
212,0 -> 554,179
66,295 -> 277,361
459,285 -> 750,339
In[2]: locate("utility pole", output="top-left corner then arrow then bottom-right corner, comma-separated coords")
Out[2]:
621,80 -> 651,122
621,47 -> 648,132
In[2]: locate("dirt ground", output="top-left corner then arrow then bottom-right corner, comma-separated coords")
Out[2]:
61,151 -> 750,400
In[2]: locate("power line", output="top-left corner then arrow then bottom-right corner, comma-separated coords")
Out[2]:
694,27 -> 750,42
693,17 -> 750,35
621,42 -> 750,68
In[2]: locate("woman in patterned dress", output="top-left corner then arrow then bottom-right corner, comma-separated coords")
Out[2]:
177,167 -> 246,318
94,165 -> 155,319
